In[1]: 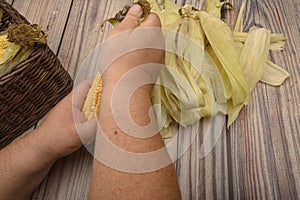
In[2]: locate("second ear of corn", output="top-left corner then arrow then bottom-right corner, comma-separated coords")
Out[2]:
82,72 -> 103,120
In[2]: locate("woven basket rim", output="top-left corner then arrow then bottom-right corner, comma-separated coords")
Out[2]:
0,0 -> 47,80
0,0 -> 73,149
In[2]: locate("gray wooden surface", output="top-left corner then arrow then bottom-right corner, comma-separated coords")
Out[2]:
8,0 -> 300,199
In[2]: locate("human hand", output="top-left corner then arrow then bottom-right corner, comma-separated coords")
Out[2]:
37,80 -> 97,159
89,6 -> 181,199
95,4 -> 165,141
101,4 -> 165,89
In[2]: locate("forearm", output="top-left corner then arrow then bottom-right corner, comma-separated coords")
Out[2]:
89,76 -> 181,199
0,129 -> 57,200
0,80 -> 95,200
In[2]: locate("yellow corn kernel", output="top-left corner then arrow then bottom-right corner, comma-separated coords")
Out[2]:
0,34 -> 9,58
82,72 -> 103,120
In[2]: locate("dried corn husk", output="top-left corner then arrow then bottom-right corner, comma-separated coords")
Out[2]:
0,24 -> 46,76
101,0 -> 151,30
205,0 -> 232,19
240,27 -> 271,91
101,0 -> 290,138
152,0 -> 289,135
7,24 -> 47,47
233,0 -> 289,87
233,32 -> 286,51
260,60 -> 290,86
150,3 -> 224,137
227,27 -> 271,125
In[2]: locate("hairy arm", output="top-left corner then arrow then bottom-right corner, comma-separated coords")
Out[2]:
89,5 -> 181,200
0,80 -> 96,200
0,130 -> 56,200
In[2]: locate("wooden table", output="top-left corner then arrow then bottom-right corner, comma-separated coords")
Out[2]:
8,0 -> 299,199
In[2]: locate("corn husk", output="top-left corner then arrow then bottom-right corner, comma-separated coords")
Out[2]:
232,1 -> 289,87
205,0 -> 232,19
0,24 -> 46,76
260,60 -> 290,86
101,0 -> 151,30
151,4 -> 213,137
7,24 -> 47,47
240,27 -> 271,91
152,0 -> 289,135
101,0 -> 290,138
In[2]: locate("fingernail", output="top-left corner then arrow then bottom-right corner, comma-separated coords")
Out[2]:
128,4 -> 143,17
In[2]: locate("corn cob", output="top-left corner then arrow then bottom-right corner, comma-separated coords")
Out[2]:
0,34 -> 9,57
82,72 -> 103,120
0,33 -> 25,75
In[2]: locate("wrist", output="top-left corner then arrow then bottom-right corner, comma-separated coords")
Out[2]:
29,127 -> 61,162
103,68 -> 155,94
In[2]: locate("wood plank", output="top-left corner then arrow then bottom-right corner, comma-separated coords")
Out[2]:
6,0 -> 298,199
11,0 -> 73,53
230,0 -> 300,199
35,0 -> 300,199
58,0 -> 130,78
6,0 -> 13,5
32,148 -> 94,200
175,118 -> 230,199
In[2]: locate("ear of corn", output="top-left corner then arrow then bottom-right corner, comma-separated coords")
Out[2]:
0,34 -> 21,65
0,32 -> 32,75
82,72 -> 103,120
0,34 -> 10,58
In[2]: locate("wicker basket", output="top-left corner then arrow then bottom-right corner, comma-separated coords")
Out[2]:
0,0 -> 73,149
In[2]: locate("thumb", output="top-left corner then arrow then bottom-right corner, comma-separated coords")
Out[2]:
117,4 -> 143,31
76,118 -> 98,144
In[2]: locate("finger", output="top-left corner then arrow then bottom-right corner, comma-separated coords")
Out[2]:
72,79 -> 93,109
76,118 -> 98,144
140,13 -> 162,28
113,4 -> 143,32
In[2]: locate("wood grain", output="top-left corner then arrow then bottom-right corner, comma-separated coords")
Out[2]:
230,0 -> 300,199
6,0 -> 299,199
6,0 -> 13,5
57,0 -> 129,78
11,0 -> 73,53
